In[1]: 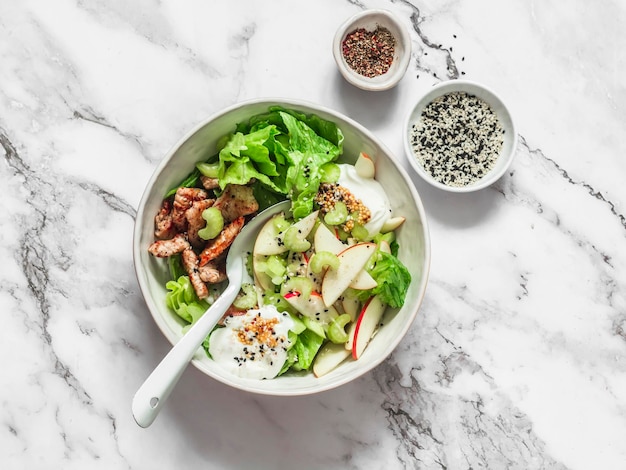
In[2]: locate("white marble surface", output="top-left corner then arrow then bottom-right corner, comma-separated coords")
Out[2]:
1,0 -> 625,468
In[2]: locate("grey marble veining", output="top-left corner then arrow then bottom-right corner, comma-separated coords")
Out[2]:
1,0 -> 625,469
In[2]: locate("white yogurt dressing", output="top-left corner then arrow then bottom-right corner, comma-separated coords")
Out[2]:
337,164 -> 392,236
209,304 -> 294,380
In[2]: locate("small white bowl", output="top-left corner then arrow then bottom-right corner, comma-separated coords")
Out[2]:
333,9 -> 411,91
404,80 -> 517,192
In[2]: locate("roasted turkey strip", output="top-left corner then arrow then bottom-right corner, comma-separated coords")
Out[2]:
200,176 -> 220,190
172,187 -> 208,231
148,233 -> 190,258
213,184 -> 259,223
181,246 -> 209,299
198,257 -> 227,284
198,216 -> 245,267
154,199 -> 176,240
185,198 -> 216,248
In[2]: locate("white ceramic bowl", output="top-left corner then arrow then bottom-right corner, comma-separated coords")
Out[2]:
404,80 -> 517,192
134,98 -> 430,395
333,9 -> 411,91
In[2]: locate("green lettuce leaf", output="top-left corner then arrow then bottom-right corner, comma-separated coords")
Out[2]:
213,108 -> 343,218
162,107 -> 343,214
217,125 -> 285,192
168,254 -> 186,280
278,112 -> 341,219
356,252 -> 412,308
164,168 -> 201,198
279,328 -> 325,375
238,106 -> 344,149
165,276 -> 210,324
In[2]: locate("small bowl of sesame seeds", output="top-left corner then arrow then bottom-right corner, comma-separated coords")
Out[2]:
404,80 -> 517,192
333,9 -> 411,91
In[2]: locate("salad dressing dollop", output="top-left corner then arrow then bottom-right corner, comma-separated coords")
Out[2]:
337,164 -> 392,236
209,305 -> 294,380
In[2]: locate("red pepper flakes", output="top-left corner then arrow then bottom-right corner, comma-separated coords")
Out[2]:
342,26 -> 395,78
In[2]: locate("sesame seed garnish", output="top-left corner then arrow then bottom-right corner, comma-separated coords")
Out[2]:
409,91 -> 504,187
315,183 -> 371,231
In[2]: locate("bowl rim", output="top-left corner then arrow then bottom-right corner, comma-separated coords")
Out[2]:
332,9 -> 412,91
403,79 -> 518,193
133,97 -> 431,395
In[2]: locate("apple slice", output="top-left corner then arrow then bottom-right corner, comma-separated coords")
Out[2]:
380,216 -> 406,233
313,223 -> 346,255
287,251 -> 323,292
283,290 -> 338,324
341,291 -> 360,322
345,320 -> 357,351
321,242 -> 377,307
253,214 -> 286,256
352,295 -> 385,359
254,210 -> 319,256
252,254 -> 274,291
313,342 -> 351,377
354,152 -> 375,179
287,209 -> 319,238
349,270 -> 377,290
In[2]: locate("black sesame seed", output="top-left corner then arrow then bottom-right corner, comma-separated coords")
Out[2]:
409,91 -> 503,187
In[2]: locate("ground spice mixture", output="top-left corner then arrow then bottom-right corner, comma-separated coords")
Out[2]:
342,26 -> 395,78
410,91 -> 504,187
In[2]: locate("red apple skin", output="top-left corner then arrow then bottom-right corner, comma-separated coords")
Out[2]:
283,290 -> 337,324
351,295 -> 385,360
348,297 -> 372,353
350,297 -> 372,359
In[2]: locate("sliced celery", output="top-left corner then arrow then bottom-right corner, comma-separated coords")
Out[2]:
198,207 -> 224,240
309,251 -> 340,274
302,317 -> 326,339
257,255 -> 287,285
327,314 -> 351,344
320,162 -> 340,183
373,231 -> 396,245
281,276 -> 314,299
262,290 -> 294,313
351,223 -> 370,241
336,226 -> 349,241
289,313 -> 307,334
324,201 -> 348,225
196,162 -> 220,178
268,255 -> 287,285
272,214 -> 291,233
233,283 -> 257,310
283,225 -> 311,252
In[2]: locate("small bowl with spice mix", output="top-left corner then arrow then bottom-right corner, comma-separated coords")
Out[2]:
333,9 -> 411,91
404,80 -> 517,192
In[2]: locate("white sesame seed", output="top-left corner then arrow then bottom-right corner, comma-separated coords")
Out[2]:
410,91 -> 504,187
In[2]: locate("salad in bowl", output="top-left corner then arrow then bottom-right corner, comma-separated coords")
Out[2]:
134,100 -> 430,395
